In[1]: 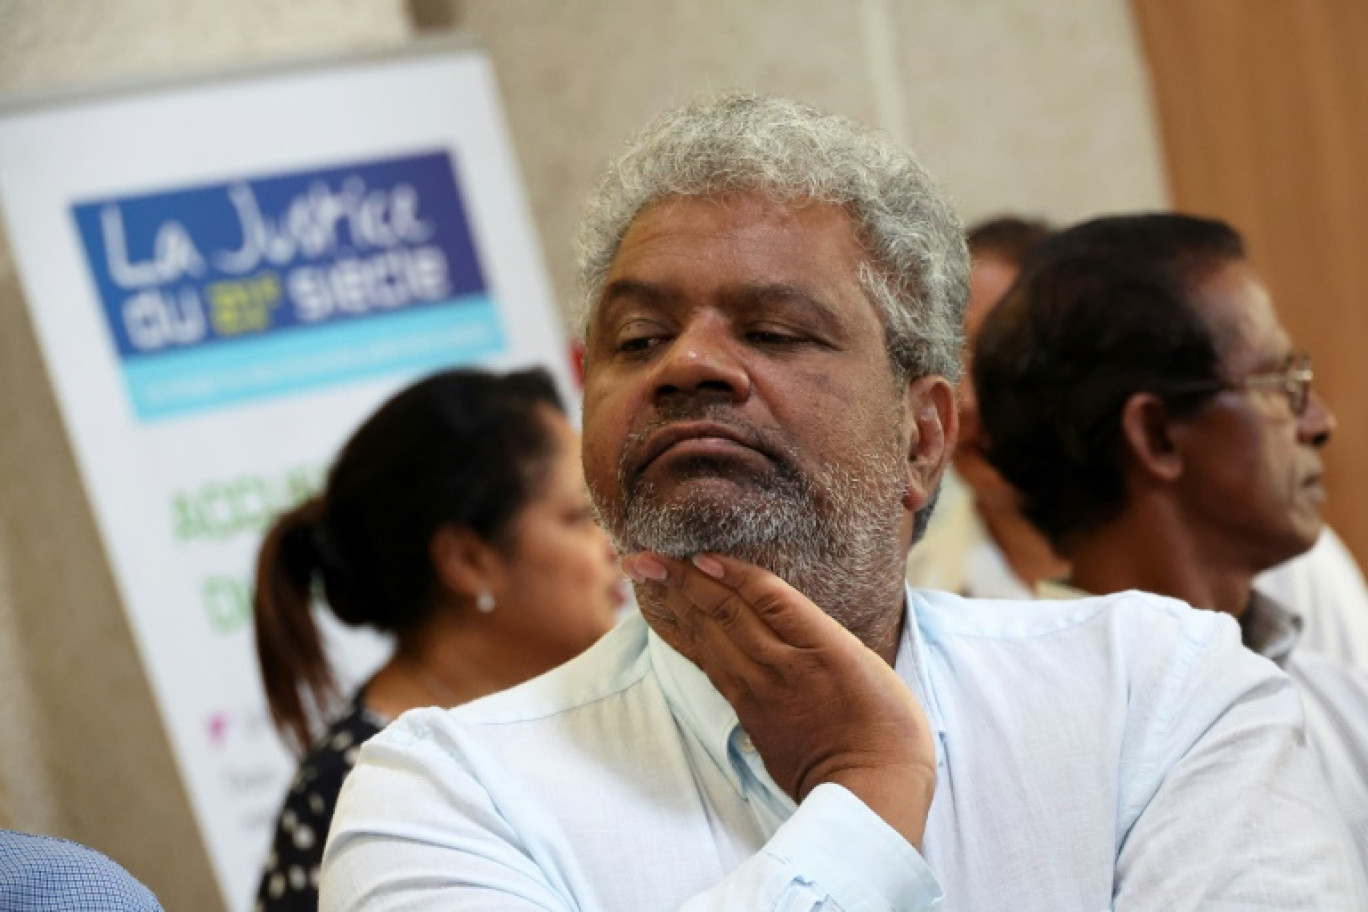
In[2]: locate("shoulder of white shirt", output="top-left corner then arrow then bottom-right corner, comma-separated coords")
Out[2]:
909,585 -> 1220,641
375,613 -> 655,745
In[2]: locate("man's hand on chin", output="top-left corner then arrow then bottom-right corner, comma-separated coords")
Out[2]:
622,551 -> 938,850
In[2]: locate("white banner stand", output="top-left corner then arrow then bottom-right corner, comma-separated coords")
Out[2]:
0,38 -> 572,911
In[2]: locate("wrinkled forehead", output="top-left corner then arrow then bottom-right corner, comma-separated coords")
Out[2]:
587,192 -> 870,322
582,189 -> 864,328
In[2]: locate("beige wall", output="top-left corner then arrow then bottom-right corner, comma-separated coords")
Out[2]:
453,0 -> 1169,324
0,1 -> 1165,908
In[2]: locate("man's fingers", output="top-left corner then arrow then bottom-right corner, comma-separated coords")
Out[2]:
679,552 -> 855,650
622,553 -> 670,584
623,550 -> 865,657
626,552 -> 790,662
690,613 -> 771,705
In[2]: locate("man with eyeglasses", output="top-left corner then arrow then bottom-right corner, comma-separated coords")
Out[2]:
911,214 -> 1368,673
974,212 -> 1368,867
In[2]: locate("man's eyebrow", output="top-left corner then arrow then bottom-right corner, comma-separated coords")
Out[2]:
596,279 -> 848,337
724,283 -> 846,332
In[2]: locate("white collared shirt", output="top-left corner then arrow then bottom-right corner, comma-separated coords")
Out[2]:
322,588 -> 1361,911
1041,579 -> 1368,879
1255,526 -> 1368,669
914,470 -> 1368,669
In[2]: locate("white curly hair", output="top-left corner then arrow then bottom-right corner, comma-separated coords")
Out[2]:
574,92 -> 969,383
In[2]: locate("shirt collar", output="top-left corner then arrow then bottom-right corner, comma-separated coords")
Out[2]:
647,628 -> 742,787
898,584 -> 950,747
1239,591 -> 1304,667
646,583 -> 950,793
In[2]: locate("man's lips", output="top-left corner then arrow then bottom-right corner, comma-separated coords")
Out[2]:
636,421 -> 768,473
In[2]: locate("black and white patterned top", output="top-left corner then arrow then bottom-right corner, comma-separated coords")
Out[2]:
256,694 -> 387,912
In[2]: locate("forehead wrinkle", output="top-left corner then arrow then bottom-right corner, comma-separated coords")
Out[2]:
600,277 -> 677,308
596,268 -> 849,319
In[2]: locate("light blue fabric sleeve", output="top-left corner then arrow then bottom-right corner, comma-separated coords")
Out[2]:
0,830 -> 164,912
680,784 -> 942,911
1112,602 -> 1366,908
322,721 -> 942,912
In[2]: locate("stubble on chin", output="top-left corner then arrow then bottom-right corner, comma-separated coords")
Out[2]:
591,432 -> 910,649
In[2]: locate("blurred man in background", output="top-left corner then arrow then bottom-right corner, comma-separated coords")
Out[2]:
910,213 -> 1368,669
905,217 -> 1065,597
974,212 -> 1368,865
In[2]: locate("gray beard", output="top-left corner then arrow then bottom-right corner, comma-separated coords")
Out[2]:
595,423 -> 909,645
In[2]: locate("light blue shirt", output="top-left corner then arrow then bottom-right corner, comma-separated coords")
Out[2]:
322,587 -> 1361,910
0,830 -> 163,912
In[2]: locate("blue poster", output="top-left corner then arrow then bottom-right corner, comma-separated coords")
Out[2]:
72,151 -> 504,420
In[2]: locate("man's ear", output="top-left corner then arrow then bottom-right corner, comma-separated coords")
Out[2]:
1119,392 -> 1183,483
429,525 -> 500,600
901,376 -> 958,512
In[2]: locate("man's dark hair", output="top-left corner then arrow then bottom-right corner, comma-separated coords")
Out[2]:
972,213 -> 1246,554
966,215 -> 1053,267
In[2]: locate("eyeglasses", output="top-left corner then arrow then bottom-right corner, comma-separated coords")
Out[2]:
1165,353 -> 1314,417
1234,353 -> 1314,416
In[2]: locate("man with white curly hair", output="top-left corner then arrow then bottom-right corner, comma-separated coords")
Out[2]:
322,94 -> 1360,910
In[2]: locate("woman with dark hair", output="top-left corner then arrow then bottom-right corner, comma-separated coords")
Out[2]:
253,367 -> 625,912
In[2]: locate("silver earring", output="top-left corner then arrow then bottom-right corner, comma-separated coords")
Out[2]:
475,589 -> 496,614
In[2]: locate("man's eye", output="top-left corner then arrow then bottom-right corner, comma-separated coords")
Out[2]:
618,335 -> 664,354
747,330 -> 801,346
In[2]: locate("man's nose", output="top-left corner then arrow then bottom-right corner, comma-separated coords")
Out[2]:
1299,390 -> 1336,448
651,318 -> 751,402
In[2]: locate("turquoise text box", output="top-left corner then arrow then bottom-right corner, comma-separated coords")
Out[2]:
123,294 -> 504,420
